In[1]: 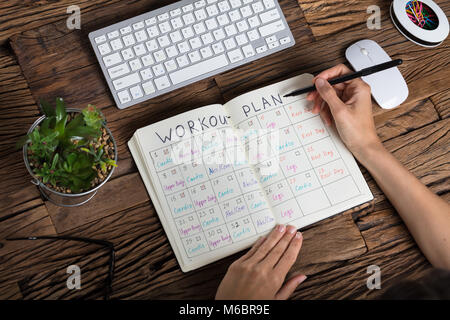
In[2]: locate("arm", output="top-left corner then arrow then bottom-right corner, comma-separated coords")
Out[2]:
309,65 -> 450,269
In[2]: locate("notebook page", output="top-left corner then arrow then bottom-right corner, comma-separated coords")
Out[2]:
133,104 -> 275,271
224,74 -> 373,229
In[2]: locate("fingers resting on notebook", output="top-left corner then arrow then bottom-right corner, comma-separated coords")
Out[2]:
215,224 -> 306,300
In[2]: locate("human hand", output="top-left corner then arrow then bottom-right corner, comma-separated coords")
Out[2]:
215,224 -> 306,300
306,64 -> 383,160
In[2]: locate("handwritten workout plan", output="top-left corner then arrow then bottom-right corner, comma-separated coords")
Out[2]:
129,74 -> 373,272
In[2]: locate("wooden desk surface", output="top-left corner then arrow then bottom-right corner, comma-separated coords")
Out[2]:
0,0 -> 448,299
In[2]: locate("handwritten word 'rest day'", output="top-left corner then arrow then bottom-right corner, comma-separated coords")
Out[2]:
242,93 -> 284,118
155,115 -> 228,143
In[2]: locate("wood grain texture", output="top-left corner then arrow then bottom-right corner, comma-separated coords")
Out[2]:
431,89 -> 450,119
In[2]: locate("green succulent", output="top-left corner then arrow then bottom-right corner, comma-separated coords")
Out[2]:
18,98 -> 117,193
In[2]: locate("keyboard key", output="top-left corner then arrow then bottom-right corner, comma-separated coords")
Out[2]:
178,41 -> 190,53
183,13 -> 195,25
182,4 -> 194,12
123,34 -> 136,47
159,21 -> 172,33
259,20 -> 285,37
170,8 -> 182,17
117,90 -> 131,104
229,10 -> 241,22
201,32 -> 214,45
158,13 -> 170,21
224,38 -> 237,50
268,40 -> 279,49
95,35 -> 107,44
247,29 -> 260,41
158,35 -> 171,47
189,37 -> 202,49
171,17 -> 184,29
154,50 -> 167,62
142,81 -> 156,95
107,31 -> 119,40
265,35 -> 277,44
166,45 -> 179,58
98,43 -> 111,55
121,48 -> 135,60
135,30 -> 148,42
140,68 -> 153,80
218,1 -> 231,12
103,52 -> 122,67
200,46 -> 213,58
170,30 -> 183,43
120,26 -> 132,35
193,22 -> 206,34
236,34 -> 248,46
280,36 -> 291,45
263,0 -> 275,9
248,16 -> 261,28
177,54 -> 190,67
188,50 -> 201,63
133,21 -> 145,30
242,44 -> 255,58
228,48 -> 244,63
108,63 -> 130,79
252,1 -> 264,13
240,5 -> 253,18
260,8 -> 280,23
113,72 -> 140,90
110,38 -> 124,51
130,58 -> 142,71
152,64 -> 166,76
206,5 -> 219,16
130,85 -> 144,99
225,24 -> 237,36
165,59 -> 178,72
145,17 -> 157,26
256,45 -> 267,53
236,20 -> 249,32
145,39 -> 158,52
195,0 -> 206,8
194,9 -> 207,20
170,54 -> 229,85
142,54 -> 155,67
147,26 -> 160,38
212,42 -> 225,54
182,26 -> 195,38
154,76 -> 171,90
213,29 -> 226,40
230,0 -> 242,9
134,43 -> 147,56
217,14 -> 229,26
205,18 -> 218,30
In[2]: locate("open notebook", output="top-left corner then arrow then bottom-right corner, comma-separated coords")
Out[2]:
128,74 -> 373,272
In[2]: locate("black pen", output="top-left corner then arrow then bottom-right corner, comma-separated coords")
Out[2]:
283,59 -> 403,97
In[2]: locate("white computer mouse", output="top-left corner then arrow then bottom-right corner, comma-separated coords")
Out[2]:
345,39 -> 408,109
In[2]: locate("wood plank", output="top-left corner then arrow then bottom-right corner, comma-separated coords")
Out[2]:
430,89 -> 450,119
0,47 -> 43,218
0,0 -> 177,45
45,172 -> 149,233
290,237 -> 432,299
297,0 -> 449,40
0,282 -> 22,300
374,99 -> 439,142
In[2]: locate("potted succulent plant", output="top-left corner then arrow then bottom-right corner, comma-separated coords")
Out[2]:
18,98 -> 118,207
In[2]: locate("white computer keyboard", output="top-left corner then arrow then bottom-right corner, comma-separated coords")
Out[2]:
89,0 -> 295,109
